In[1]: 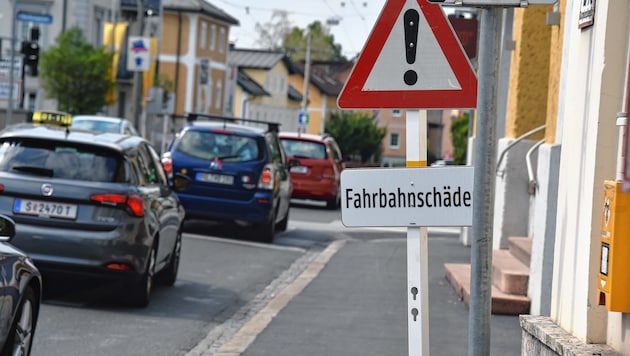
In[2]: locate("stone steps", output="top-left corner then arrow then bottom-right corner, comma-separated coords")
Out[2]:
444,237 -> 532,315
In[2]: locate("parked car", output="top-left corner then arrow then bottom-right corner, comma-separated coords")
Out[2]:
70,115 -> 140,136
0,214 -> 41,356
162,115 -> 292,243
0,115 -> 188,307
279,132 -> 344,209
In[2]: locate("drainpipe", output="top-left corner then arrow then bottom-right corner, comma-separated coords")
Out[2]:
617,112 -> 627,182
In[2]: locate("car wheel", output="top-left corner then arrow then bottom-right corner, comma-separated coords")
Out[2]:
3,286 -> 38,356
256,213 -> 276,244
326,192 -> 340,210
158,231 -> 182,287
128,243 -> 156,308
276,208 -> 289,232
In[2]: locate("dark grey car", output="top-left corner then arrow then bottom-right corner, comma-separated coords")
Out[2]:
0,123 -> 187,307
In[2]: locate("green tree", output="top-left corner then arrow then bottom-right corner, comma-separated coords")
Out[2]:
284,21 -> 345,61
325,111 -> 386,163
255,12 -> 345,61
451,112 -> 470,165
39,27 -> 114,115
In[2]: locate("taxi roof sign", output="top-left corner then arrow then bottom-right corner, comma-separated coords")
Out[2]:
337,0 -> 477,109
31,111 -> 72,126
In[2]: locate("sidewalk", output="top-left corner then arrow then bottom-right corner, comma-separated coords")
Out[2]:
215,228 -> 522,355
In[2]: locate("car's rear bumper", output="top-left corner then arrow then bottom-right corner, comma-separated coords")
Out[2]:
11,222 -> 151,278
177,191 -> 275,223
290,179 -> 338,200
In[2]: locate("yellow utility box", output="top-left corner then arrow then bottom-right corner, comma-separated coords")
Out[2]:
598,180 -> 630,312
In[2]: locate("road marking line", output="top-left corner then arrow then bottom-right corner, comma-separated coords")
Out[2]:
212,239 -> 346,356
184,233 -> 306,253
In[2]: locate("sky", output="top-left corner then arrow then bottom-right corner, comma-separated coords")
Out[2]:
212,0 -> 388,58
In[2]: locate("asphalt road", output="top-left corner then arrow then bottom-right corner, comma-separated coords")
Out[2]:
29,201 -> 522,355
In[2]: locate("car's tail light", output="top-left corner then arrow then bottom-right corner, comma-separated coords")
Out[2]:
105,263 -> 133,271
0,184 -> 5,192
257,165 -> 275,190
322,166 -> 336,180
162,157 -> 172,175
90,194 -> 145,217
161,153 -> 173,178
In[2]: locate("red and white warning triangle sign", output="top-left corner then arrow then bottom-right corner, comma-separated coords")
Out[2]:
337,0 -> 477,109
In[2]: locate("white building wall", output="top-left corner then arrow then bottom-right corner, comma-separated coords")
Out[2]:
551,0 -> 629,345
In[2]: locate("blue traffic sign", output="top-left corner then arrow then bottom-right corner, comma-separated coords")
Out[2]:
17,12 -> 53,25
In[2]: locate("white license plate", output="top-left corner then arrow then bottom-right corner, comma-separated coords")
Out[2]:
290,166 -> 308,174
196,172 -> 234,185
14,199 -> 78,219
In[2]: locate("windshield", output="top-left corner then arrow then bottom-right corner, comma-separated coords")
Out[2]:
174,130 -> 262,162
71,118 -> 122,133
0,139 -> 124,182
280,139 -> 327,159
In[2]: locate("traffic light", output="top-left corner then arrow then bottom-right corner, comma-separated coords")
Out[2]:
21,27 -> 40,76
21,41 -> 40,76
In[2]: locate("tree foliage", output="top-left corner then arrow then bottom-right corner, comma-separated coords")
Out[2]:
284,21 -> 345,61
451,112 -> 470,165
255,12 -> 345,61
39,27 -> 114,115
325,111 -> 386,163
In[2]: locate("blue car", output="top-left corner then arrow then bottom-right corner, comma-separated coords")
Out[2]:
162,115 -> 292,243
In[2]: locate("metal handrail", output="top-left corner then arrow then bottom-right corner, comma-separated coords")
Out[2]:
495,124 -> 546,177
526,139 -> 545,194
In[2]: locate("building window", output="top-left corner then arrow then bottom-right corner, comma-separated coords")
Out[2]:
215,80 -> 222,109
200,22 -> 207,49
389,133 -> 400,149
94,8 -> 106,47
392,109 -> 402,117
209,25 -> 216,50
218,27 -> 226,53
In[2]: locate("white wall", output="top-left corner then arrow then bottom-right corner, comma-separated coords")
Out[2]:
551,0 -> 629,344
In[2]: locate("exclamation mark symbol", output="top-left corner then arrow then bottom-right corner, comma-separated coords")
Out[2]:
403,9 -> 419,86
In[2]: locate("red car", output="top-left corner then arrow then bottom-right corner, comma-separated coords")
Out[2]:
279,132 -> 344,209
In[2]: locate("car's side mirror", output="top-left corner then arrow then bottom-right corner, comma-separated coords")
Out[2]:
0,214 -> 16,242
171,172 -> 192,192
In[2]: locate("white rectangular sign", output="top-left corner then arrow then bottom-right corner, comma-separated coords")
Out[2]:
0,58 -> 23,78
341,166 -> 474,227
127,36 -> 151,72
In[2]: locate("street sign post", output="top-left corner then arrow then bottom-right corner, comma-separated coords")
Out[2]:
337,1 -> 478,355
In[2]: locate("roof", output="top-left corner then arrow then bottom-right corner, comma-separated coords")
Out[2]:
162,0 -> 239,25
186,121 -> 267,136
229,48 -> 297,73
237,71 -> 270,96
294,61 -> 346,97
287,84 -> 303,102
279,132 -> 330,142
0,123 -> 145,152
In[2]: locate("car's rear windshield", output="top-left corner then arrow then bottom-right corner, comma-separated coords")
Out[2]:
281,139 -> 327,159
174,130 -> 262,162
0,139 -> 125,182
71,119 -> 121,133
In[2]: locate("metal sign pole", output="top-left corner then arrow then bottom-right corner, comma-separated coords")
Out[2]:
468,7 -> 502,356
406,109 -> 429,356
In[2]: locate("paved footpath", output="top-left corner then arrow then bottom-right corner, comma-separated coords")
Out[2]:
199,226 -> 522,356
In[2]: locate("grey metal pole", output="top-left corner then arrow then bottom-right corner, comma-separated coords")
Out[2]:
132,1 -> 145,133
7,0 -> 17,127
468,7 -> 502,356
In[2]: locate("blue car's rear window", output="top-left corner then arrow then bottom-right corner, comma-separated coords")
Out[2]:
174,130 -> 262,162
0,139 -> 124,182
